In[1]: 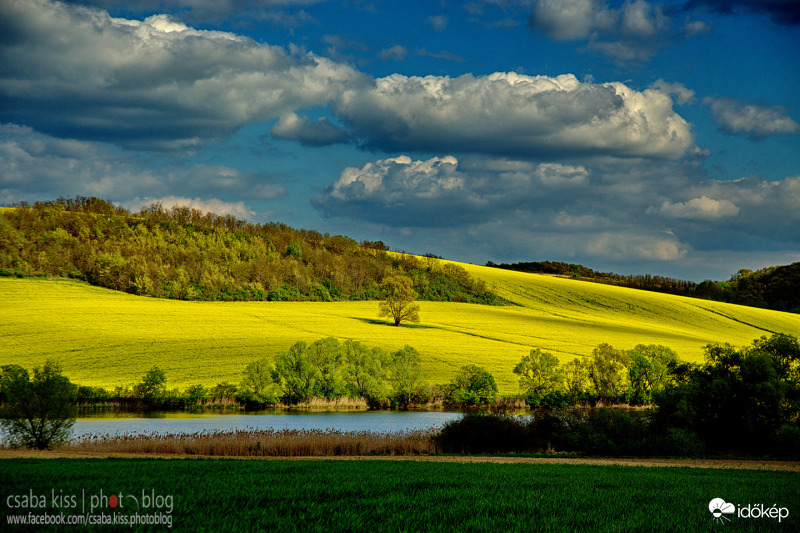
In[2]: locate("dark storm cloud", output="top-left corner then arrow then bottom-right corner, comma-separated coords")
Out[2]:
683,0 -> 800,26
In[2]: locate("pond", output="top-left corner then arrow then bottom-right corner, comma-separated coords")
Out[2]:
70,410 -> 464,439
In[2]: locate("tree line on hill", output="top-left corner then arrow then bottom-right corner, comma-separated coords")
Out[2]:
0,197 -> 502,305
487,260 -> 800,314
2,333 -> 799,456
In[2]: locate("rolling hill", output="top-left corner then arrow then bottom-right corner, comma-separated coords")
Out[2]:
3,261 -> 799,395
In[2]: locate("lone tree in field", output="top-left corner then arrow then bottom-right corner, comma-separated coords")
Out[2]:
379,275 -> 420,326
0,360 -> 77,450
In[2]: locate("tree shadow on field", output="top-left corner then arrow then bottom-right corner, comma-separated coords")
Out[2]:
351,318 -> 440,330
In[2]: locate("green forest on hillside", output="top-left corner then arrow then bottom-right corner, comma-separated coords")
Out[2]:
488,260 -> 800,314
0,197 -> 501,304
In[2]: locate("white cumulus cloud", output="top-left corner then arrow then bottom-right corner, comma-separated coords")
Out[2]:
334,72 -> 697,160
705,97 -> 800,140
587,232 -> 687,261
651,79 -> 695,105
655,196 -> 740,220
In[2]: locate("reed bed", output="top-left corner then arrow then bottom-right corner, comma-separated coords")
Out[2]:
67,428 -> 438,456
280,397 -> 370,410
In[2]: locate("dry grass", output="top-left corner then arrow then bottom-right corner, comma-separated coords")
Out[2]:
66,428 -> 437,456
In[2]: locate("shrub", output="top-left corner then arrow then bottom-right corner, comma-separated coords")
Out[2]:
184,384 -> 208,405
526,410 -> 567,451
269,284 -> 302,301
649,427 -> 705,457
435,414 -> 531,454
444,365 -> 498,407
76,385 -> 111,405
773,424 -> 800,457
555,408 -> 649,455
527,391 -> 571,410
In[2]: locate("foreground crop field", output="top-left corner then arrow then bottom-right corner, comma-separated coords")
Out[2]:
2,263 -> 800,393
1,458 -> 798,532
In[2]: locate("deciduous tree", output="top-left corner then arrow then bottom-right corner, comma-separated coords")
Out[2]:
239,358 -> 280,405
562,357 -> 590,402
342,340 -> 390,407
273,341 -> 318,404
446,365 -> 498,407
379,275 -> 420,326
0,360 -> 77,450
134,366 -> 167,406
586,344 -> 630,402
389,345 -> 424,409
626,344 -> 678,404
513,348 -> 563,403
306,337 -> 345,400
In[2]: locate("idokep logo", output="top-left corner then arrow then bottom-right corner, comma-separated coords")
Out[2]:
709,497 -> 790,524
709,498 -> 735,523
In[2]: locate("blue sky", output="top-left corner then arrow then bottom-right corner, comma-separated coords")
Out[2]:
1,0 -> 799,281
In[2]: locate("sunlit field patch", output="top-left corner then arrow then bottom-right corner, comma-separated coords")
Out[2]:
2,262 -> 799,394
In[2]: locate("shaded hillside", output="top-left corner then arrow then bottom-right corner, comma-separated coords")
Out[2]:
487,260 -> 800,314
0,197 -> 501,304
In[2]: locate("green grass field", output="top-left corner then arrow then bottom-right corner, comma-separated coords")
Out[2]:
1,458 -> 798,532
2,261 -> 800,393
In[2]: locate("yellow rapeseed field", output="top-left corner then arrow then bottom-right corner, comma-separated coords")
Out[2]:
2,263 -> 799,394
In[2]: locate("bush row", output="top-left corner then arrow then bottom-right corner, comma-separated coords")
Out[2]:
436,410 -> 708,457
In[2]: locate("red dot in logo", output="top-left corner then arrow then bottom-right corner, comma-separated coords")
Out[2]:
109,495 -> 118,508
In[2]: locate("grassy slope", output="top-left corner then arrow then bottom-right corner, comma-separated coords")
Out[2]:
2,262 -> 799,394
